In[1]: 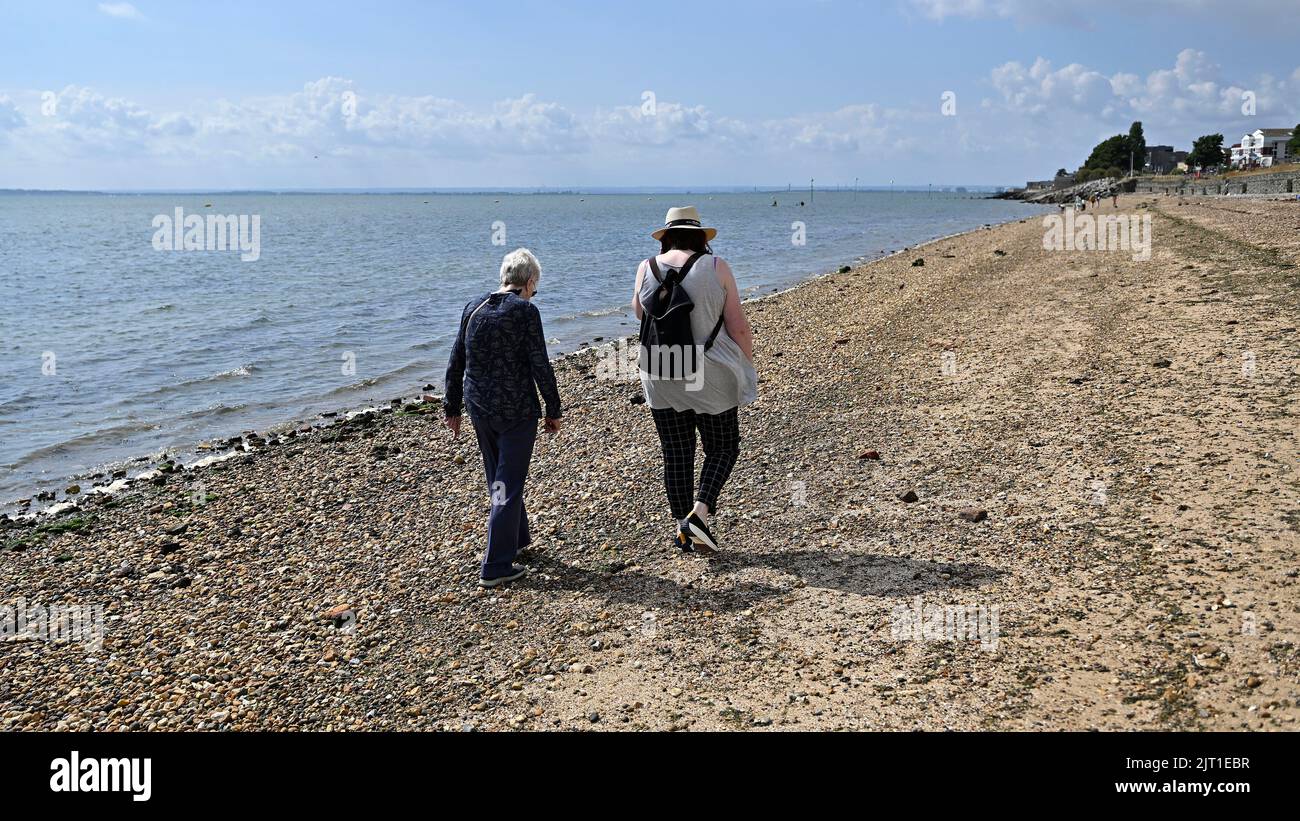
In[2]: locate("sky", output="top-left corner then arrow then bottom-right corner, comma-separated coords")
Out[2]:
1,0 -> 1298,190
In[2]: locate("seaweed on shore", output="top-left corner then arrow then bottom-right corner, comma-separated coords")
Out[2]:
2,514 -> 91,553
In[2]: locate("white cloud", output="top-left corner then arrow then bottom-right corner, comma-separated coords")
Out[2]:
97,3 -> 144,20
990,58 -> 1115,114
0,96 -> 26,131
0,51 -> 1295,188
910,0 -> 1299,25
986,49 -> 1300,133
0,79 -> 921,186
192,79 -> 590,158
773,104 -> 899,154
593,101 -> 751,147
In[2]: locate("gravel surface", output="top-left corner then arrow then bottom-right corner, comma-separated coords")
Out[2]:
2,195 -> 1297,731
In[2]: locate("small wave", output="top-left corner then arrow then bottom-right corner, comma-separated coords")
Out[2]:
325,377 -> 380,397
212,364 -> 256,380
322,360 -> 429,398
177,402 -> 251,420
4,420 -> 164,470
0,392 -> 37,414
236,313 -> 273,328
553,305 -> 629,322
123,362 -> 259,402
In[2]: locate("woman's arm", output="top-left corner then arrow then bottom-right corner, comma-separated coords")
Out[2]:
443,302 -> 469,417
524,303 -> 562,420
442,301 -> 471,436
632,259 -> 647,320
715,258 -> 754,361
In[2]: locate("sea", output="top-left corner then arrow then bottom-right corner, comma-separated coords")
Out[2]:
0,189 -> 1043,504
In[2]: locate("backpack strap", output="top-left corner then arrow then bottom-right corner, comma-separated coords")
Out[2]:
677,251 -> 705,281
701,256 -> 728,352
646,253 -> 723,351
462,295 -> 493,335
703,314 -> 726,352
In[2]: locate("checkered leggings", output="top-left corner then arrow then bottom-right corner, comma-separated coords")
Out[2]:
650,406 -> 740,520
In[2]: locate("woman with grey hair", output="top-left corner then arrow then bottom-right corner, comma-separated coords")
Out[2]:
444,248 -> 562,587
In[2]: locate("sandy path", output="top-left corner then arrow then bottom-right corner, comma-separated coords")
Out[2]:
531,197 -> 1299,730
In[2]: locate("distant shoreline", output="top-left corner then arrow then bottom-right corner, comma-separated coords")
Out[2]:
0,185 -> 1017,196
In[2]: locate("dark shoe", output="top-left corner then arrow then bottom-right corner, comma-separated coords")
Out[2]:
673,527 -> 694,553
479,564 -> 528,588
682,513 -> 719,551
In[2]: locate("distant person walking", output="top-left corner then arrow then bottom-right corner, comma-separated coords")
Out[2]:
444,248 -> 562,587
633,207 -> 757,553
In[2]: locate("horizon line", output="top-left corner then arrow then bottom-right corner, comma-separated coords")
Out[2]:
0,183 -> 1013,195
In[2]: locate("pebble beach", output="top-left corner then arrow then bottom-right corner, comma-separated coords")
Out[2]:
2,195 -> 1297,732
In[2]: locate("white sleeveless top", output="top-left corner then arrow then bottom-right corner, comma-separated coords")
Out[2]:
637,254 -> 758,415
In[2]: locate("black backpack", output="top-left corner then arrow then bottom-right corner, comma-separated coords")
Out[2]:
638,253 -> 725,380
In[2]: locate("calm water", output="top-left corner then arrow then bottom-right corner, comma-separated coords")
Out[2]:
0,190 -> 1041,502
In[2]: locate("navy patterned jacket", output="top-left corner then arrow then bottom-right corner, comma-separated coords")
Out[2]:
443,291 -> 562,424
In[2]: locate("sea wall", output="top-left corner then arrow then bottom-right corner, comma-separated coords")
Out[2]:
1005,176 -> 1135,204
1136,168 -> 1300,196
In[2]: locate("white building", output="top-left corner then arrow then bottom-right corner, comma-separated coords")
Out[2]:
1234,128 -> 1294,168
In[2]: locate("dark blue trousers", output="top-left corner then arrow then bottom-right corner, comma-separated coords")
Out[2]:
471,415 -> 537,578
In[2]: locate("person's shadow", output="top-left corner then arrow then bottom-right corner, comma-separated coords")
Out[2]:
532,556 -> 782,613
716,548 -> 1004,599
529,547 -> 1002,611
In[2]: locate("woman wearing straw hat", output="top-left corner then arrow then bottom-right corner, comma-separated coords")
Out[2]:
633,206 -> 757,553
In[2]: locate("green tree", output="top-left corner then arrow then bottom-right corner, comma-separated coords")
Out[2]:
1083,135 -> 1131,172
1288,125 -> 1300,160
1127,122 -> 1146,174
1056,168 -> 1069,178
1187,134 -> 1225,170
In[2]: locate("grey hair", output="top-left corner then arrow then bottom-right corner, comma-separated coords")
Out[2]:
500,248 -> 541,287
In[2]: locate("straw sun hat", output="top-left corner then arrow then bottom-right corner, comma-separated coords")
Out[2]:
650,205 -> 718,241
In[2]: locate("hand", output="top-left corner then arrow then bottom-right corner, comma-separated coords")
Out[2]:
444,416 -> 461,438
543,417 -> 562,435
